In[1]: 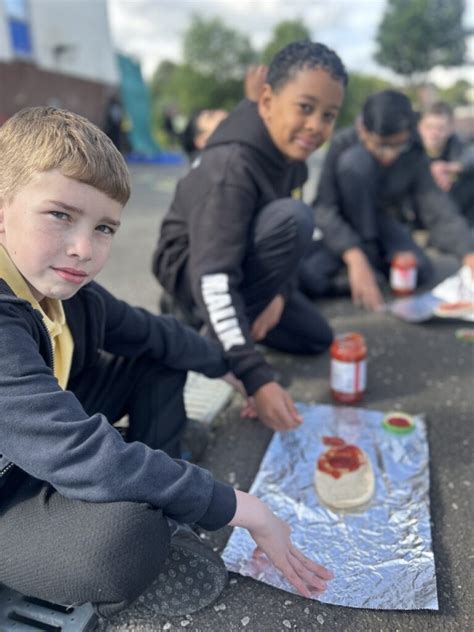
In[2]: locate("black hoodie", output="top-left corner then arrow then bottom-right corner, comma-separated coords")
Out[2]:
153,99 -> 307,395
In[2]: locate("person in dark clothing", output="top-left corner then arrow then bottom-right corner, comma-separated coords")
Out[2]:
103,95 -> 123,151
179,65 -> 268,162
0,107 -> 334,620
418,101 -> 474,227
299,90 -> 474,311
153,41 -> 347,432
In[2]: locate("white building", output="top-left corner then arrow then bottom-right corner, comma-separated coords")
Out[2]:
0,0 -> 119,125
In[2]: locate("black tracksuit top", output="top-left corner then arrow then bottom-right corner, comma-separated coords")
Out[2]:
153,99 -> 308,395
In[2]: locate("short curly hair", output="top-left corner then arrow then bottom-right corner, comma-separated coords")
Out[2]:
266,40 -> 348,93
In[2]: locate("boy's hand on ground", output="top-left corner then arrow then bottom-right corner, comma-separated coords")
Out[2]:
251,294 -> 285,341
253,382 -> 302,431
240,396 -> 258,419
229,491 -> 334,598
343,248 -> 384,311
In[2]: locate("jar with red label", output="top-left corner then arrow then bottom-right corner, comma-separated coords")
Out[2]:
330,332 -> 367,404
390,252 -> 417,296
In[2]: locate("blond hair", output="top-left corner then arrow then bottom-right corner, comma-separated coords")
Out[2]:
0,106 -> 131,204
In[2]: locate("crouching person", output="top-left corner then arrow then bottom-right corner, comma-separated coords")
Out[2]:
0,107 -> 333,621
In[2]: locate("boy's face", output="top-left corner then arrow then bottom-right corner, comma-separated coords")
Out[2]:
418,114 -> 452,154
258,67 -> 344,161
358,124 -> 412,167
195,109 -> 228,150
0,170 -> 122,303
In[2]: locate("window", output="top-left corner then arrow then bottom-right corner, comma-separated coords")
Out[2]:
5,0 -> 32,57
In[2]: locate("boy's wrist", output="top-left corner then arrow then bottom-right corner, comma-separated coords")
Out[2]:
228,489 -> 270,530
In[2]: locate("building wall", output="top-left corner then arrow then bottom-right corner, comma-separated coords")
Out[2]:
0,0 -> 119,125
29,0 -> 118,84
0,60 -> 116,125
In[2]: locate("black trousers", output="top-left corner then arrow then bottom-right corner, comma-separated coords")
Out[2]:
299,145 -> 433,298
177,199 -> 333,355
0,355 -> 187,614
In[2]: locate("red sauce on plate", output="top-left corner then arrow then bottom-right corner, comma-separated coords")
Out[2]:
322,436 -> 346,447
386,416 -> 411,428
317,444 -> 366,479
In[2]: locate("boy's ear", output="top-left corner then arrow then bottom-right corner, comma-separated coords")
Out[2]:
257,84 -> 274,124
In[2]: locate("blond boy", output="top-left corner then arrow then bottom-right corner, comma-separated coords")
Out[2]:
0,107 -> 332,620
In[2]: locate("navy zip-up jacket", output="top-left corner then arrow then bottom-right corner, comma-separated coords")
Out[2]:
0,279 -> 236,530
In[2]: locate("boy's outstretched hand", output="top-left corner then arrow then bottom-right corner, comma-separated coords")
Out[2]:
254,382 -> 302,431
343,247 -> 384,311
229,491 -> 334,598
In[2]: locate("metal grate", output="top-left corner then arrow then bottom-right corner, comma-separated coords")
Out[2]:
0,585 -> 96,631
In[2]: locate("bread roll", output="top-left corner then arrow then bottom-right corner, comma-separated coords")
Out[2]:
314,438 -> 374,510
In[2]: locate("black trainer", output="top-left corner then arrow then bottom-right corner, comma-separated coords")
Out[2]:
120,524 -> 228,621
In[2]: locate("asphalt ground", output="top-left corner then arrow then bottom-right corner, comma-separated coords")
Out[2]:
96,162 -> 473,632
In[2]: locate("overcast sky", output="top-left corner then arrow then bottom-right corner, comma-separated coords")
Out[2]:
107,0 -> 474,86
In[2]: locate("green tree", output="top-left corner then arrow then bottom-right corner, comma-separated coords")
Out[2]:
183,15 -> 257,82
438,79 -> 472,107
336,73 -> 393,128
375,0 -> 467,79
150,60 -> 178,101
150,17 -> 259,145
261,19 -> 311,64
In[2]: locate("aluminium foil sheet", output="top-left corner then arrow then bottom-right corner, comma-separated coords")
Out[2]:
222,404 -> 438,610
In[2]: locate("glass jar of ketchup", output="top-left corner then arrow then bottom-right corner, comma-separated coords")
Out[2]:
390,252 -> 417,296
330,332 -> 367,404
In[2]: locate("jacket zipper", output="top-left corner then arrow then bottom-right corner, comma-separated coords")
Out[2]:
35,308 -> 55,374
0,462 -> 14,477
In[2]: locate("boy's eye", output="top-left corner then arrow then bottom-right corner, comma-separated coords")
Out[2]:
299,103 -> 313,115
50,210 -> 70,221
323,112 -> 337,124
96,224 -> 116,235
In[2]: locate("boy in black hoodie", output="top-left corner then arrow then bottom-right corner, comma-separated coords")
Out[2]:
153,41 -> 347,432
0,107 -> 333,622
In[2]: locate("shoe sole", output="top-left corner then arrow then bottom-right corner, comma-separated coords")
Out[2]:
127,535 -> 228,619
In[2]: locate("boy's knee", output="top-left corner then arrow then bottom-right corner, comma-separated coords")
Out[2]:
312,322 -> 334,352
257,199 -> 314,251
79,502 -> 170,605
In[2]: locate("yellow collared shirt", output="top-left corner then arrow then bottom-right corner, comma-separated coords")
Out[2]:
0,246 -> 74,389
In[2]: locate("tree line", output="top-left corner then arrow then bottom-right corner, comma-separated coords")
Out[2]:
150,0 -> 470,146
